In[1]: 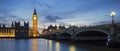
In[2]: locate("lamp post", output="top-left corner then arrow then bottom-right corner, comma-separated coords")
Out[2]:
107,11 -> 116,48
110,11 -> 116,26
110,11 -> 116,40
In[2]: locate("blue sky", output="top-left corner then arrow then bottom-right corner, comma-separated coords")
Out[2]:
0,0 -> 120,29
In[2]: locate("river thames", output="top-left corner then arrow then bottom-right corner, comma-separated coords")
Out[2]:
0,38 -> 120,51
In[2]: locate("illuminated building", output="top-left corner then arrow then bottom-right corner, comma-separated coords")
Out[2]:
0,8 -> 39,38
0,21 -> 29,38
0,23 -> 15,37
32,8 -> 38,37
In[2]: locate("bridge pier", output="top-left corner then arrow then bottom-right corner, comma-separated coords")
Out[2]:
107,25 -> 120,48
70,36 -> 74,42
108,39 -> 120,48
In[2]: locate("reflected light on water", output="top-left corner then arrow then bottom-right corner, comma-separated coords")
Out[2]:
32,39 -> 38,51
0,38 -> 15,40
56,41 -> 60,51
45,39 -> 48,46
69,45 -> 76,51
49,40 -> 52,51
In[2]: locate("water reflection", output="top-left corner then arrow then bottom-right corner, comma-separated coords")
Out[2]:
45,39 -> 48,46
0,38 -> 15,40
32,39 -> 38,51
14,39 -> 29,51
48,40 -> 52,51
56,41 -> 60,51
69,45 -> 76,51
0,38 -> 120,51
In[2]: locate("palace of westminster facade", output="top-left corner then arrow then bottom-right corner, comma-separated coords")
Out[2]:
0,8 -> 39,38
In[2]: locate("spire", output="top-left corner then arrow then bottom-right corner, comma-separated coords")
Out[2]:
33,8 -> 37,15
12,21 -> 14,28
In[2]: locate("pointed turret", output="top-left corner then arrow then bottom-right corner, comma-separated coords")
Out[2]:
33,8 -> 37,15
12,21 -> 14,28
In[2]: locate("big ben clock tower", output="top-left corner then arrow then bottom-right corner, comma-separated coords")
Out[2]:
32,8 -> 38,37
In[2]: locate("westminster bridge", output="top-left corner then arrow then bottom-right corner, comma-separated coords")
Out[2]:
42,23 -> 120,47
42,24 -> 120,41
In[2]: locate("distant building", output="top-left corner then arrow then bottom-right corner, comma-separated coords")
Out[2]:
42,25 -> 66,35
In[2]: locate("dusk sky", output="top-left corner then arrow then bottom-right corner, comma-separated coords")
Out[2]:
0,0 -> 120,29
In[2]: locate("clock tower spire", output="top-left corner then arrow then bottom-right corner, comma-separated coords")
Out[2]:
32,8 -> 38,37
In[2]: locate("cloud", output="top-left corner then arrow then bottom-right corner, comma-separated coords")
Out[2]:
44,3 -> 51,8
93,20 -> 111,25
45,15 -> 62,23
31,0 -> 52,9
0,14 -> 26,24
0,16 -> 5,20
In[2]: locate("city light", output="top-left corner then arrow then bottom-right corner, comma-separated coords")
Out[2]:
33,17 -> 37,20
110,11 -> 116,26
110,11 -> 116,17
71,23 -> 75,25
69,45 -> 76,51
49,29 -> 52,32
0,29 -> 15,37
56,41 -> 60,51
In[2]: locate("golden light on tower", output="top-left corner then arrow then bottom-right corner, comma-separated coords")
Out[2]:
32,8 -> 38,37
33,16 -> 37,20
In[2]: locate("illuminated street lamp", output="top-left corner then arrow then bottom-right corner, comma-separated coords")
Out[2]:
49,29 -> 52,32
110,11 -> 116,39
110,11 -> 116,26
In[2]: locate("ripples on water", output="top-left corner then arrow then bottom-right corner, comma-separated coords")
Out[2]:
0,38 -> 120,51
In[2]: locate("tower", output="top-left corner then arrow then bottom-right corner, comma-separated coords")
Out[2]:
15,22 -> 29,38
32,8 -> 38,37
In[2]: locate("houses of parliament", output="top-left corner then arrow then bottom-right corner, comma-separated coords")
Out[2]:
0,8 -> 39,38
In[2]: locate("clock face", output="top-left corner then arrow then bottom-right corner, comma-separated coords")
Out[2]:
33,17 -> 37,20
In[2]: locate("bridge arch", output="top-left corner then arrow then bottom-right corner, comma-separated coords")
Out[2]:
59,32 -> 72,37
50,34 -> 57,37
74,29 -> 110,37
73,29 -> 110,43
